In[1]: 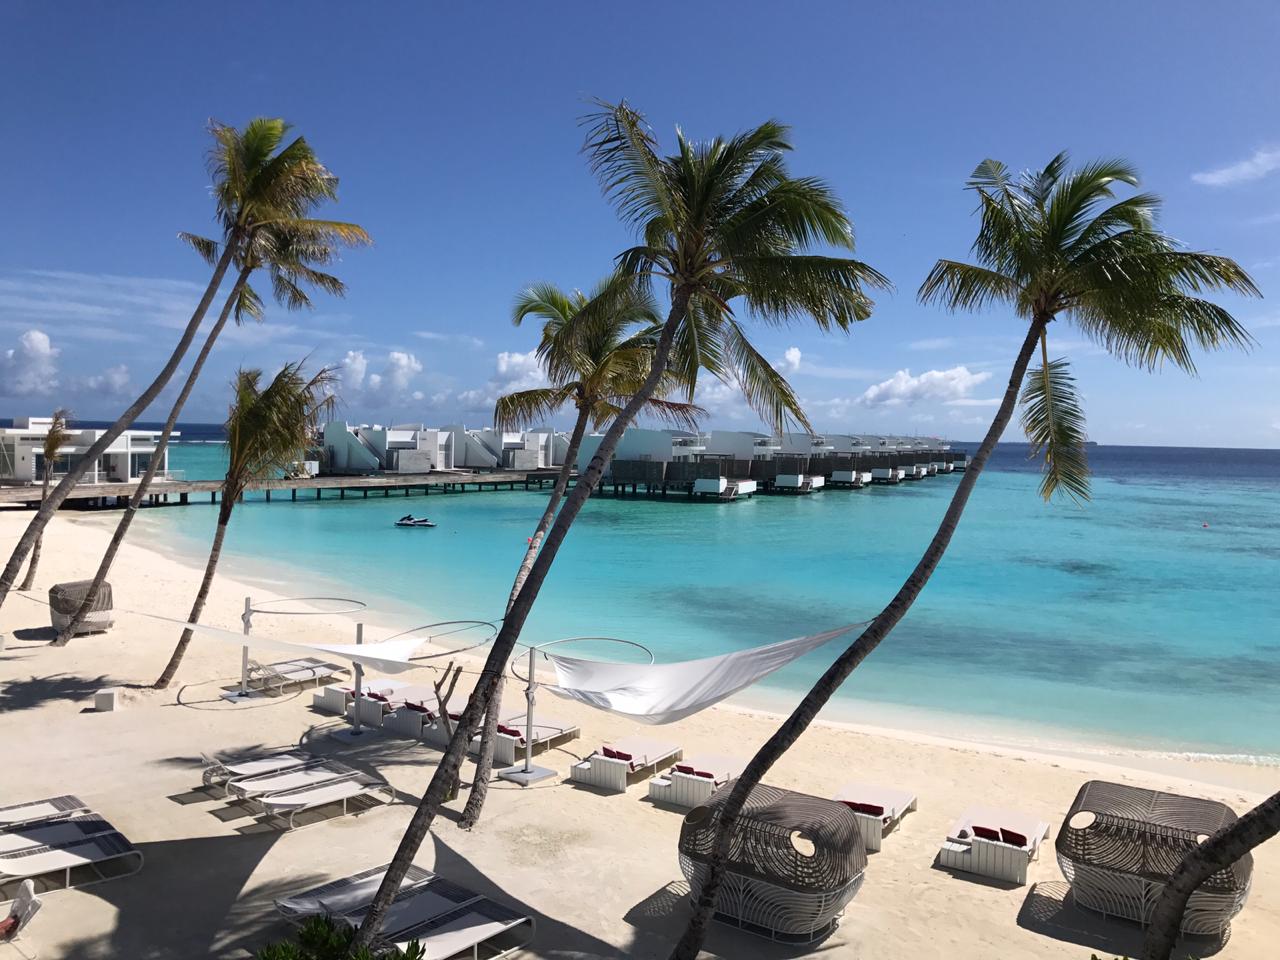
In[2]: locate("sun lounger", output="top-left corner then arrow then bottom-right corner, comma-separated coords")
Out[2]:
0,814 -> 117,856
1,879 -> 40,955
570,736 -> 682,793
936,805 -> 1050,885
227,759 -> 354,800
200,749 -> 313,795
382,699 -> 439,739
648,753 -> 742,810
312,678 -> 409,716
274,862 -> 435,922
834,781 -> 918,851
276,865 -> 534,959
348,683 -> 436,730
247,657 -> 349,696
0,829 -> 143,900
0,797 -> 89,830
253,769 -> 395,830
486,714 -> 581,766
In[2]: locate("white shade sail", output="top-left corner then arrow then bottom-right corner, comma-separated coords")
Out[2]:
543,625 -> 859,725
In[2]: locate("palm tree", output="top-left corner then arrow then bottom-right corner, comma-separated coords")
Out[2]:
1144,787 -> 1280,959
153,362 -> 336,689
54,218 -> 369,645
666,153 -> 1259,959
16,408 -> 72,592
351,100 -> 887,950
0,116 -> 357,612
460,276 -> 705,829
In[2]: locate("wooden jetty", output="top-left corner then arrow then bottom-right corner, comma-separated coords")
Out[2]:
0,469 -> 564,509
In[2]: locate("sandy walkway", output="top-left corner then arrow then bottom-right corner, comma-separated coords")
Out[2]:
1,506 -> 1276,958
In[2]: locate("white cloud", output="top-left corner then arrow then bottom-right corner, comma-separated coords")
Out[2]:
856,366 -> 991,407
908,337 -> 955,351
778,346 -> 802,373
383,351 -> 424,394
909,413 -> 935,423
339,350 -> 368,390
414,330 -> 484,349
85,364 -> 131,397
1191,147 -> 1280,187
1,329 -> 60,396
456,349 -> 550,414
944,397 -> 1001,407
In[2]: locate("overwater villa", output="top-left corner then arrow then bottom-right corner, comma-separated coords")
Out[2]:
321,422 -> 568,475
0,417 -> 177,486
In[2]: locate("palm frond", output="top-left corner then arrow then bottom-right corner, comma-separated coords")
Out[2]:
1020,356 -> 1090,502
178,232 -> 220,266
42,408 -> 72,460
722,319 -> 812,432
918,260 -> 1024,314
234,281 -> 265,324
494,385 -> 577,431
731,255 -> 887,330
580,99 -> 675,229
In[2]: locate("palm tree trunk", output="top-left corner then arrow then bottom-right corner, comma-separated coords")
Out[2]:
667,313 -> 1049,960
0,244 -> 237,612
54,267 -> 252,646
154,500 -> 233,689
350,287 -> 693,953
1144,788 -> 1280,960
17,469 -> 52,591
459,405 -> 593,830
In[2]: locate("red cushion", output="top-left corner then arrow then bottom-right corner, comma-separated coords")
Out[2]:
0,916 -> 16,941
448,711 -> 464,721
694,770 -> 715,779
849,801 -> 885,817
367,691 -> 388,702
601,746 -> 618,759
674,764 -> 695,775
612,750 -> 633,762
498,725 -> 523,738
972,825 -> 1001,841
404,701 -> 430,714
1001,828 -> 1029,848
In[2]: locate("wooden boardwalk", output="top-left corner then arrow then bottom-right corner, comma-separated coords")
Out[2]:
0,469 -> 563,508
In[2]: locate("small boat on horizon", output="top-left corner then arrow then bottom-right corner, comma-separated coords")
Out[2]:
395,515 -> 436,528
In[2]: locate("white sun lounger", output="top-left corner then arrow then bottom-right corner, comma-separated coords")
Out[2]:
834,781 -> 919,851
936,805 -> 1051,885
248,657 -> 349,696
647,753 -> 743,810
200,750 -> 314,795
348,683 -> 437,730
570,736 -> 683,794
227,759 -> 354,800
485,714 -> 581,766
0,815 -> 117,856
274,862 -> 435,922
0,797 -> 89,829
382,701 -> 439,740
312,678 -> 410,716
254,770 -> 395,830
277,866 -> 534,959
0,830 -> 143,900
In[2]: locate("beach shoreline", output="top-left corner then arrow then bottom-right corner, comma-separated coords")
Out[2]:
37,505 -> 1280,795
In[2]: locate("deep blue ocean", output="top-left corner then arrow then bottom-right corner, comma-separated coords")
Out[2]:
144,435 -> 1280,760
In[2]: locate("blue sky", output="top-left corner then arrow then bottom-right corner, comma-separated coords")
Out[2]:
1,1 -> 1277,446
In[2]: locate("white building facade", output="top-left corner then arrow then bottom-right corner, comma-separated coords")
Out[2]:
0,417 -> 175,486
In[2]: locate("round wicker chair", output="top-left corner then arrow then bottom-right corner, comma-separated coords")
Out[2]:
1056,780 -> 1251,937
48,580 -> 113,636
678,780 -> 867,943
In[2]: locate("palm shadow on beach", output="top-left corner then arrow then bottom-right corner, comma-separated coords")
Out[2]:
1018,881 -> 1227,958
0,672 -> 117,712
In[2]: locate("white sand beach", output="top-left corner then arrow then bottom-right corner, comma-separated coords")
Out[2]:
2,507 -> 1277,959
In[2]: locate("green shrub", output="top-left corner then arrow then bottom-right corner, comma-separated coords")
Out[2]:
256,917 -> 424,960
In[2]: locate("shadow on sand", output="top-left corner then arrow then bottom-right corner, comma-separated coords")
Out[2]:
1017,880 -> 1227,958
0,673 -> 117,713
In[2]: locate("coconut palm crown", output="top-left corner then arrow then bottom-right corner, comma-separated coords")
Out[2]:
920,153 -> 1258,499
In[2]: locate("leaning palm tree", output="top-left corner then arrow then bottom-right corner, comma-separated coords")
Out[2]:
0,116 -> 357,612
55,218 -> 368,645
666,153 -> 1259,959
16,408 -> 72,591
352,100 -> 887,950
460,276 -> 706,829
153,362 -> 336,689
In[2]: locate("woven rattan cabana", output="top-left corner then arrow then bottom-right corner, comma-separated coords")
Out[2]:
48,580 -> 113,635
678,781 -> 866,943
1056,780 -> 1251,936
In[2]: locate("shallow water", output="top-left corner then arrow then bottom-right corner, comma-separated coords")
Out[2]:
155,442 -> 1280,758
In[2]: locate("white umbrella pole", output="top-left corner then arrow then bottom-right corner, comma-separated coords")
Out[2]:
523,645 -> 536,774
239,596 -> 252,696
351,622 -> 364,735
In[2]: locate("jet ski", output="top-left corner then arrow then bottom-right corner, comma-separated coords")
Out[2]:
395,514 -> 437,528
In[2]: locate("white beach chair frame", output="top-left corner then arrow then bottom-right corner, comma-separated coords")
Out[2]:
252,771 -> 395,831
488,719 -> 581,767
0,797 -> 90,831
247,658 -> 349,696
0,830 -> 144,902
570,745 -> 683,794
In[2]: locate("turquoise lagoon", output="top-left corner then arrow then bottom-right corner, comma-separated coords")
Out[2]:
149,443 -> 1280,760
